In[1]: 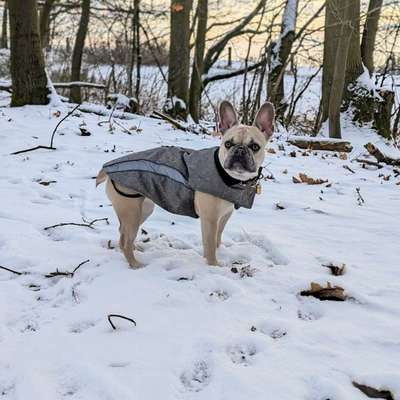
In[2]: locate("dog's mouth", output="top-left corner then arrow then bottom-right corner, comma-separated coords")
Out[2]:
224,152 -> 257,174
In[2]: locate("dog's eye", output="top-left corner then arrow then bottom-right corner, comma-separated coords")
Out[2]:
225,141 -> 233,149
249,143 -> 260,152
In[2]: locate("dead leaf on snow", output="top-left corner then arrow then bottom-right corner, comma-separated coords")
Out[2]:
267,148 -> 276,154
300,282 -> 346,301
339,153 -> 348,160
276,202 -> 285,210
282,169 -> 288,174
352,382 -> 394,400
293,173 -> 328,185
322,263 -> 346,276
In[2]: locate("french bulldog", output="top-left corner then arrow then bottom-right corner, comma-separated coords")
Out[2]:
96,100 -> 275,267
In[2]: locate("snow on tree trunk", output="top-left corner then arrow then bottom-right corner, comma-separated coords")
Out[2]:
267,0 -> 298,121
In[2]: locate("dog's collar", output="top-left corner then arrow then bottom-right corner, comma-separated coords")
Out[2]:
214,149 -> 262,188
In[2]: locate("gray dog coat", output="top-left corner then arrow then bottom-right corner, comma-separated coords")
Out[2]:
102,146 -> 261,218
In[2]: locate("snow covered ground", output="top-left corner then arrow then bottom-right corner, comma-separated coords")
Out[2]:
0,103 -> 400,399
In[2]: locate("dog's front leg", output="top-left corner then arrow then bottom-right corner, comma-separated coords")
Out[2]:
200,217 -> 219,266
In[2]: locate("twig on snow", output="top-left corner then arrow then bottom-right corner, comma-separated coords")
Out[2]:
343,165 -> 355,174
45,259 -> 90,278
44,217 -> 109,231
11,104 -> 81,155
356,187 -> 365,206
0,265 -> 26,275
107,314 -> 137,330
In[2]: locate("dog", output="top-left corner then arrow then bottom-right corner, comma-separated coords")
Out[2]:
96,100 -> 275,268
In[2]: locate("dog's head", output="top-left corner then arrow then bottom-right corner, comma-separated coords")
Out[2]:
217,101 -> 275,181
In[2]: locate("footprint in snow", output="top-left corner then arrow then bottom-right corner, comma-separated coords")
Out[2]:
69,319 -> 99,334
231,232 -> 289,266
227,343 -> 258,366
180,360 -> 211,392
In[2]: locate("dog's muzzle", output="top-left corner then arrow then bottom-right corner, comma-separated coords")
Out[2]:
225,145 -> 257,173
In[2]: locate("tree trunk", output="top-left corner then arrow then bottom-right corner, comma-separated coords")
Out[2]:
39,0 -> 55,49
8,0 -> 49,106
134,0 -> 141,102
361,0 -> 383,75
329,0 -> 353,139
321,0 -> 344,124
267,0 -> 298,121
70,0 -> 90,103
127,0 -> 140,101
166,0 -> 193,119
1,0 -> 8,49
189,0 -> 208,123
344,0 -> 363,87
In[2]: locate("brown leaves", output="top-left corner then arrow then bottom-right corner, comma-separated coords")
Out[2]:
322,263 -> 346,276
300,282 -> 346,301
292,173 -> 328,185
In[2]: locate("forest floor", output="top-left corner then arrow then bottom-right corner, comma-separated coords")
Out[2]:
0,103 -> 400,399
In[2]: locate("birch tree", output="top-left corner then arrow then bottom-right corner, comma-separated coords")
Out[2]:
267,0 -> 299,121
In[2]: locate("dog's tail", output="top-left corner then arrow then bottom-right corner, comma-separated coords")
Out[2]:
96,169 -> 107,187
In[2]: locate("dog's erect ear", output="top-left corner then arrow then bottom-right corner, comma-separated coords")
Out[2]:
218,101 -> 239,134
253,102 -> 275,139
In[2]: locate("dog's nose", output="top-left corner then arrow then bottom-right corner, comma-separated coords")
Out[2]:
235,146 -> 246,156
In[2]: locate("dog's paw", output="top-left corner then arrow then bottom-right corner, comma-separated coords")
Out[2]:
128,260 -> 145,269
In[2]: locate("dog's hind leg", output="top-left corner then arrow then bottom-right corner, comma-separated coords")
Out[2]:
106,179 -> 144,269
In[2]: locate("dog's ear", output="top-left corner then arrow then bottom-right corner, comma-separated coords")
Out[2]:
253,102 -> 275,139
218,101 -> 239,134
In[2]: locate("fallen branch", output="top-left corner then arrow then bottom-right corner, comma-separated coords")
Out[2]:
0,265 -> 26,275
45,259 -> 90,278
288,137 -> 353,152
11,104 -> 80,155
54,82 -> 106,90
343,165 -> 355,174
151,110 -> 188,132
107,314 -> 137,330
364,143 -> 400,166
355,158 -> 383,169
44,217 -> 109,231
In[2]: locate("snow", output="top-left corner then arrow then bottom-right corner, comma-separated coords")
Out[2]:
0,103 -> 399,399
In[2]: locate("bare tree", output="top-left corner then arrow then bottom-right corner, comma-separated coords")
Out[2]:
344,0 -> 363,88
321,0 -> 344,124
39,0 -> 56,49
8,0 -> 49,106
1,0 -> 8,49
70,0 -> 91,103
267,0 -> 299,121
361,0 -> 383,75
329,0 -> 353,138
127,0 -> 141,100
167,0 -> 193,119
189,0 -> 208,122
